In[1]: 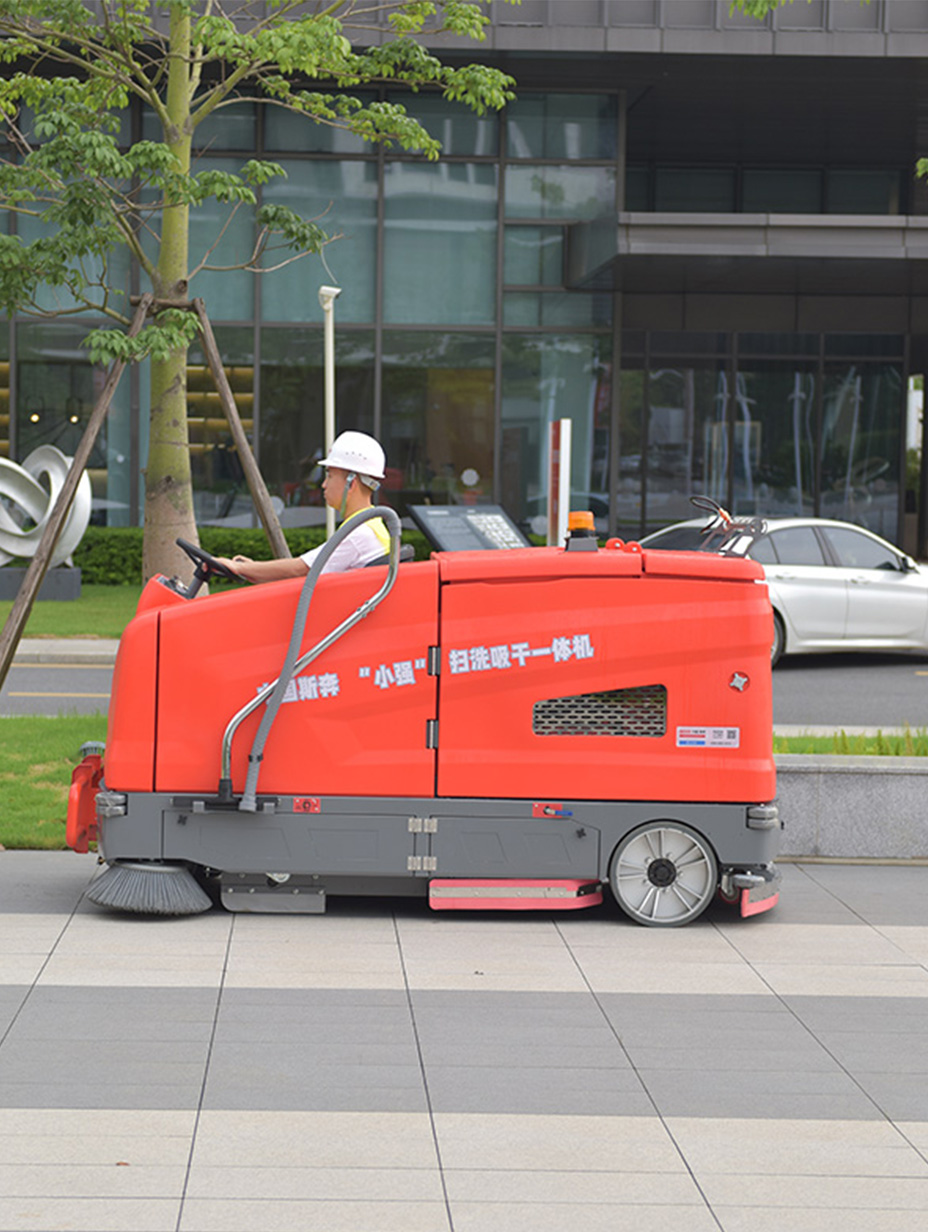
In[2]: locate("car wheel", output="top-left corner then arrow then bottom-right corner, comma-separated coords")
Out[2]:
771,611 -> 785,668
608,821 -> 718,927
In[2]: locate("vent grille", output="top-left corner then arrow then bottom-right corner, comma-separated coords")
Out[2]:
533,684 -> 667,738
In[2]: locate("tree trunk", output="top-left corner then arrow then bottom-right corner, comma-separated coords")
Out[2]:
142,4 -> 198,584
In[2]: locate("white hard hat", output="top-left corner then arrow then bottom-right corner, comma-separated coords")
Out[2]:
320,431 -> 386,481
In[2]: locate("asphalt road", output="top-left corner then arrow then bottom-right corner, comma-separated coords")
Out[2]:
0,662 -> 113,717
4,651 -> 928,729
772,652 -> 928,730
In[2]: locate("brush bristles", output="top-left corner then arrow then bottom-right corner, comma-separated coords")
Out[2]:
86,863 -> 213,915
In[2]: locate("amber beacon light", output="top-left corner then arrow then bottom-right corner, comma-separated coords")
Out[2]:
566,510 -> 598,550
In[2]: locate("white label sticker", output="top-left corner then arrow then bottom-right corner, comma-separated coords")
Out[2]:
676,726 -> 740,749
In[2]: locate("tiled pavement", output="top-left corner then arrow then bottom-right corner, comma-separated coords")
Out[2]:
2,852 -> 928,1230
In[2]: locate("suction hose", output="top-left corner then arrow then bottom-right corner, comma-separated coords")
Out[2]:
222,506 -> 403,811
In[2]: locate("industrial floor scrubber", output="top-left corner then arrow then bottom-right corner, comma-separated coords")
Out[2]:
67,506 -> 782,926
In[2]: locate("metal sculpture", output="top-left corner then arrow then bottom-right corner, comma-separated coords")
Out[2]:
0,445 -> 92,569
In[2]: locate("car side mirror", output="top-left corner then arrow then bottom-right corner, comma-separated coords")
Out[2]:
902,554 -> 919,573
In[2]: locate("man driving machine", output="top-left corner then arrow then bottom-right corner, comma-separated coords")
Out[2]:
214,431 -> 390,583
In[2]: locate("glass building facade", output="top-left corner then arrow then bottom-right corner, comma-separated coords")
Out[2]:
0,86 -> 910,545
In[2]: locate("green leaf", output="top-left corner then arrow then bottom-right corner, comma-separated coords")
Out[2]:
241,159 -> 286,187
255,203 -> 328,254
83,310 -> 201,365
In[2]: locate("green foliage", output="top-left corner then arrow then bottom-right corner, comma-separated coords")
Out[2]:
72,523 -> 433,583
72,525 -> 322,583
84,310 -> 202,365
255,204 -> 329,255
731,1 -> 875,23
0,0 -> 517,325
0,0 -> 516,578
72,527 -> 145,584
730,0 -> 812,17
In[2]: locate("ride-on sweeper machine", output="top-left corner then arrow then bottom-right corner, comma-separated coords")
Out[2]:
67,507 -> 782,926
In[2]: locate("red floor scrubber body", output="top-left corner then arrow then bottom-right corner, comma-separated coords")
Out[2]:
68,507 -> 782,925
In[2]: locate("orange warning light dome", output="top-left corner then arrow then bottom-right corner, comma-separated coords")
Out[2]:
568,511 -> 596,532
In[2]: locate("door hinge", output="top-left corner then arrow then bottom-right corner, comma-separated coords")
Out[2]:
428,646 -> 441,675
426,719 -> 439,749
408,816 -> 438,833
407,854 -> 438,872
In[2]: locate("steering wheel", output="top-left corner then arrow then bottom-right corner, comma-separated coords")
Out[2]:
689,495 -> 733,534
176,537 -> 242,598
690,495 -> 729,520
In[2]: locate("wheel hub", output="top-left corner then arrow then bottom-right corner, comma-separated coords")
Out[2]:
647,857 -> 677,888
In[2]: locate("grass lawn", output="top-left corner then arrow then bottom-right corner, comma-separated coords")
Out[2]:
0,584 -> 142,639
0,714 -> 108,850
773,728 -> 928,756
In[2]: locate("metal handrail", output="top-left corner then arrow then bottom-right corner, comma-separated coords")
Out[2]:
218,506 -> 403,810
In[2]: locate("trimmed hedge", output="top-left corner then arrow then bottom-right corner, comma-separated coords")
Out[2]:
73,524 -> 432,584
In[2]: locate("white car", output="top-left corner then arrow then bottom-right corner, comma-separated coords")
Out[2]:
639,516 -> 925,666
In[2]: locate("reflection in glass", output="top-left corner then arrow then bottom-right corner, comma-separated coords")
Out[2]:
384,163 -> 497,325
503,292 -> 611,329
506,165 -> 616,221
501,334 -> 611,535
264,94 -> 376,155
821,363 -> 902,540
184,328 -> 256,527
503,226 -> 563,286
506,94 -> 617,161
187,157 -> 256,317
616,369 -> 645,538
258,328 -> 375,527
262,160 -> 378,324
645,363 -> 727,532
386,91 -> 498,158
730,362 -> 817,519
17,323 -> 132,526
382,332 -> 495,511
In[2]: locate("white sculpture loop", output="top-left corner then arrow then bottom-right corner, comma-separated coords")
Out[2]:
0,446 -> 93,569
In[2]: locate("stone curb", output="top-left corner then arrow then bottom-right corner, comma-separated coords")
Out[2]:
775,753 -> 928,860
12,639 -> 120,666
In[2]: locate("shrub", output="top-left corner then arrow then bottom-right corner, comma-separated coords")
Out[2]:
73,524 -> 431,584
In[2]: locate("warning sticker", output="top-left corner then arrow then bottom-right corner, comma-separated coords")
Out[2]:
676,726 -> 740,749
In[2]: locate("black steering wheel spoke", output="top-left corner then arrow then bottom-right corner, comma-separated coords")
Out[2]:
176,538 -> 242,597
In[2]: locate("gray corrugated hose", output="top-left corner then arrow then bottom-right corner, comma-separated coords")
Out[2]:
223,506 -> 403,811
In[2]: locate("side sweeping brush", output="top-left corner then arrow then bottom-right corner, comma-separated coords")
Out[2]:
86,861 -> 213,915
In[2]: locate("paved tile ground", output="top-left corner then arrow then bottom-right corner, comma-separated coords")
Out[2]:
1,852 -> 928,1230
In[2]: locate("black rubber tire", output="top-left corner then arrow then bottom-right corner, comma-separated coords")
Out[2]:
771,611 -> 785,668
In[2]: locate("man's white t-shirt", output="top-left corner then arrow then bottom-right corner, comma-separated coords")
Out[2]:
299,515 -> 391,575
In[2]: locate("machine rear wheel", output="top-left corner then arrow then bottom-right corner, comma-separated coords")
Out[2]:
609,821 -> 718,927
